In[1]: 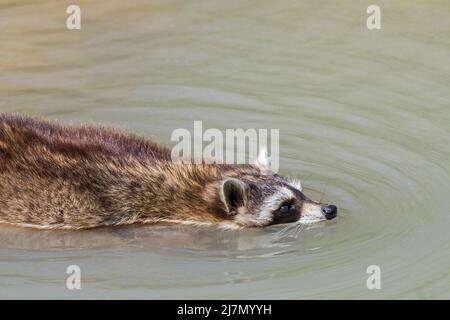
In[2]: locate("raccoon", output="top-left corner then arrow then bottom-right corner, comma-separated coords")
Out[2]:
0,114 -> 337,230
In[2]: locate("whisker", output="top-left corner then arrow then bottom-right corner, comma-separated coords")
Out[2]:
274,223 -> 295,237
293,223 -> 306,238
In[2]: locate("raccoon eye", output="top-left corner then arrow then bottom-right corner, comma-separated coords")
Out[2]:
279,203 -> 296,214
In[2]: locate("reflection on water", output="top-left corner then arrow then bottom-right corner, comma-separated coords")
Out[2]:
0,0 -> 449,299
0,223 -> 333,255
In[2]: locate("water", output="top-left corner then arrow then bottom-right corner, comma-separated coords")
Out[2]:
0,0 -> 449,299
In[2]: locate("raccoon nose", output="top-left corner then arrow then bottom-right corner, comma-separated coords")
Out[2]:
322,205 -> 337,220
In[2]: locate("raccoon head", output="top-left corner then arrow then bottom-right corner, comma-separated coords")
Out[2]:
218,174 -> 337,228
216,151 -> 337,228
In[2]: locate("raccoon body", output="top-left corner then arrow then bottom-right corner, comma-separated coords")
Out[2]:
0,114 -> 337,230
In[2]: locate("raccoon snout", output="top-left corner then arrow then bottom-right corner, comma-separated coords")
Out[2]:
321,205 -> 338,220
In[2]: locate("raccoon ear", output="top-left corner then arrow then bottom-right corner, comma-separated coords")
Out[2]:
219,178 -> 248,214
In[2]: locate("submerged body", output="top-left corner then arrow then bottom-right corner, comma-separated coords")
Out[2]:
0,114 -> 337,230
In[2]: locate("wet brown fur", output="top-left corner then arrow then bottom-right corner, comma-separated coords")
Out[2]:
0,114 -> 269,229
